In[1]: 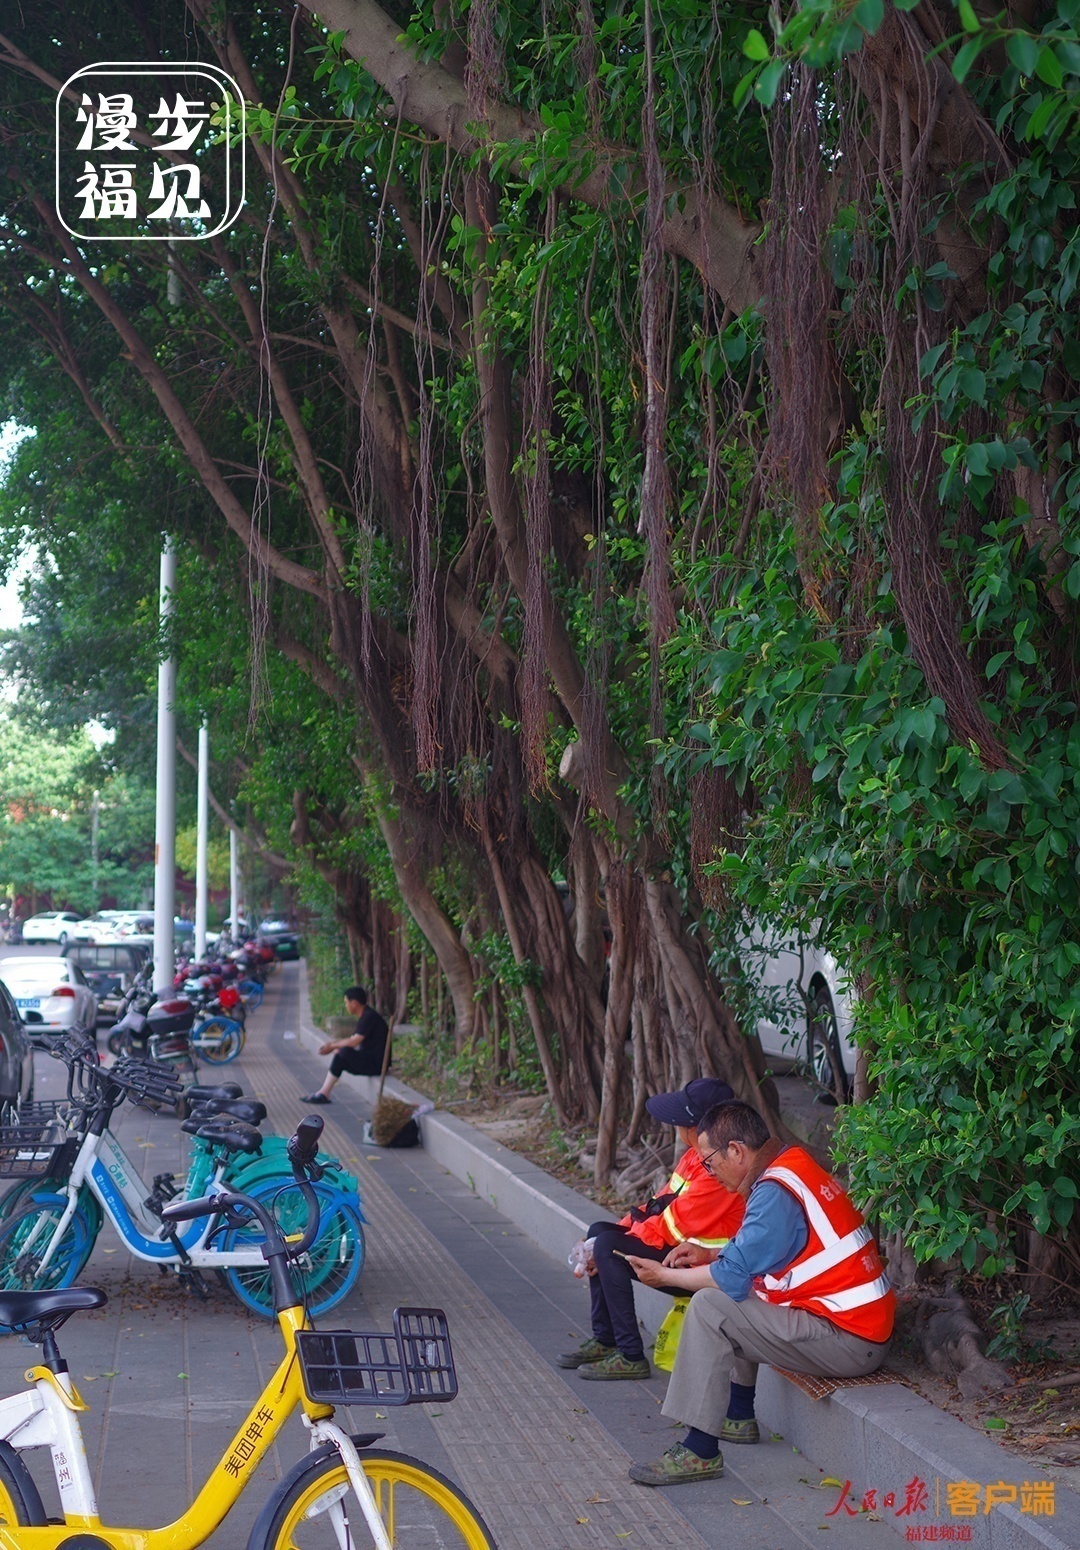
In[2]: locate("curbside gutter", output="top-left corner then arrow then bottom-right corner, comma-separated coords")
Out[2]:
296,966 -> 1080,1550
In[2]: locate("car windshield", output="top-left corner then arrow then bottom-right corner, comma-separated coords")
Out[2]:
1,958 -> 73,994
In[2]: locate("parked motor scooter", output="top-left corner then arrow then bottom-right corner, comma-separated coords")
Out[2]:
107,968 -> 199,1102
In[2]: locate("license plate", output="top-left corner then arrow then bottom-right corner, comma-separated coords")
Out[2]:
15,998 -> 40,1009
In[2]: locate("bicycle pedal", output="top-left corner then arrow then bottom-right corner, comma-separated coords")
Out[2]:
178,1267 -> 210,1301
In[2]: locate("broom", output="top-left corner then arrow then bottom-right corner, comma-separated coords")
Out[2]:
370,1022 -> 414,1145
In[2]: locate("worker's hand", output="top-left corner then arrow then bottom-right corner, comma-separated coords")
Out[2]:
663,1243 -> 717,1269
625,1255 -> 667,1289
318,1041 -> 337,1056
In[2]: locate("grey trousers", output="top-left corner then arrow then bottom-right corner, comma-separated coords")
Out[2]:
662,1286 -> 891,1437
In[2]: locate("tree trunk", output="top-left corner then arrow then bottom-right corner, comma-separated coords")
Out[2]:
481,824 -> 568,1125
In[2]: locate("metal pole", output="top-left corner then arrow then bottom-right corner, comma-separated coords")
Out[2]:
229,826 -> 239,942
152,538 -> 177,992
195,723 -> 209,958
90,789 -> 100,907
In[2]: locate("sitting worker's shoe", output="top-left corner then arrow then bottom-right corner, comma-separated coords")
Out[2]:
555,1337 -> 616,1369
720,1417 -> 759,1445
579,1351 -> 651,1381
628,1443 -> 723,1487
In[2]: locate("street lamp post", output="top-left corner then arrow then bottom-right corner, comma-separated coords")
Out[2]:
229,827 -> 239,942
195,723 -> 209,958
152,538 -> 177,992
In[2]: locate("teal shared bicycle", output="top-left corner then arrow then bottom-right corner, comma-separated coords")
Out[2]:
0,1038 -> 365,1318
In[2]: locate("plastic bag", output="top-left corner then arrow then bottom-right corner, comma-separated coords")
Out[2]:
652,1297 -> 689,1372
568,1237 -> 596,1278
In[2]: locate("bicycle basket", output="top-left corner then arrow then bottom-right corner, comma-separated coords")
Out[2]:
296,1307 -> 458,1407
0,1114 -> 79,1180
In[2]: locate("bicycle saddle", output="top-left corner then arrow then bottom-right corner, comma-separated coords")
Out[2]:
185,1083 -> 243,1103
0,1286 -> 107,1331
197,1098 -> 267,1126
194,1117 -> 263,1154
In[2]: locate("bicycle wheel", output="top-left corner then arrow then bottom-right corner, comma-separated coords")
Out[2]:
0,1441 -> 48,1527
249,1444 -> 495,1550
0,1199 -> 95,1295
221,1184 -> 365,1318
195,1016 -> 244,1064
239,979 -> 263,1011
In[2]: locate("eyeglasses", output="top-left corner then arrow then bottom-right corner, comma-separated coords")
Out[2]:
698,1145 -> 730,1176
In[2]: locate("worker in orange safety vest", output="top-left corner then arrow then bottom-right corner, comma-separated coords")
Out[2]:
625,1099 -> 894,1487
557,1078 -> 745,1382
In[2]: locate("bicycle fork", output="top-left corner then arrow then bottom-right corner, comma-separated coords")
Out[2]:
304,1417 -> 394,1550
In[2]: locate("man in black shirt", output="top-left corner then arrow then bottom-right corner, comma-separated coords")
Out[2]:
302,985 -> 389,1104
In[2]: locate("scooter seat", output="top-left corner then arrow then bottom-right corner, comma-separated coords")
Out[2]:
185,1083 -> 243,1103
198,1098 -> 267,1126
195,1118 -> 263,1155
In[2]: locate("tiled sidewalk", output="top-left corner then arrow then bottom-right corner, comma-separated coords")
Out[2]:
0,967 -> 911,1549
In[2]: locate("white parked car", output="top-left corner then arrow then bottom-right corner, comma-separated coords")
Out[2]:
740,926 -> 857,1103
20,911 -> 87,947
1,955 -> 98,1036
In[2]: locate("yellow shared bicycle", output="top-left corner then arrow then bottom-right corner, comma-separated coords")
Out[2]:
0,1115 -> 496,1549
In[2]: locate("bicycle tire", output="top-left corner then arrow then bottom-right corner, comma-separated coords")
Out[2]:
0,1181 -> 101,1232
239,979 -> 263,1010
0,1199 -> 95,1298
220,1184 -> 365,1318
247,1443 -> 495,1550
194,1016 -> 244,1065
0,1440 -> 48,1526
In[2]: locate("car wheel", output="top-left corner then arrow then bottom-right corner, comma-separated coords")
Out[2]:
806,986 -> 851,1106
58,933 -> 67,949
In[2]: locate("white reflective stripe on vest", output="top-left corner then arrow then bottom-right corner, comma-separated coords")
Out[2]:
761,1165 -> 839,1246
662,1204 -> 686,1243
809,1274 -> 892,1314
761,1224 -> 873,1293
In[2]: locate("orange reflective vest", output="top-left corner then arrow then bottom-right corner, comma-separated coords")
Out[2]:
619,1147 -> 744,1252
751,1147 -> 895,1342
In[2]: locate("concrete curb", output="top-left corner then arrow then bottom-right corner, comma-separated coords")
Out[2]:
296,971 -> 1080,1550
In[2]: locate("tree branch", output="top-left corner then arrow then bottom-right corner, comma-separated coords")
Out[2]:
297,0 -> 763,312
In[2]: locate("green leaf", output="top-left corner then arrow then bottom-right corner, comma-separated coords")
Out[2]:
1036,47 -> 1064,88
743,28 -> 770,61
952,37 -> 984,83
1025,95 -> 1059,138
957,0 -> 980,32
754,59 -> 788,107
855,0 -> 884,32
733,69 -> 759,110
958,367 -> 986,402
1006,32 -> 1039,76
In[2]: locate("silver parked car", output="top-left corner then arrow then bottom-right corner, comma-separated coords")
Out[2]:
740,926 -> 856,1103
1,955 -> 98,1038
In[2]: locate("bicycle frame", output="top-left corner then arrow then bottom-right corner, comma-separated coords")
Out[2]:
19,1128 -> 264,1278
0,1305 -> 396,1550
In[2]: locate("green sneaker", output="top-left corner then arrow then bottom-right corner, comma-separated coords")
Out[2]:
721,1417 -> 759,1445
579,1351 -> 651,1381
628,1443 -> 724,1487
555,1337 -> 616,1369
